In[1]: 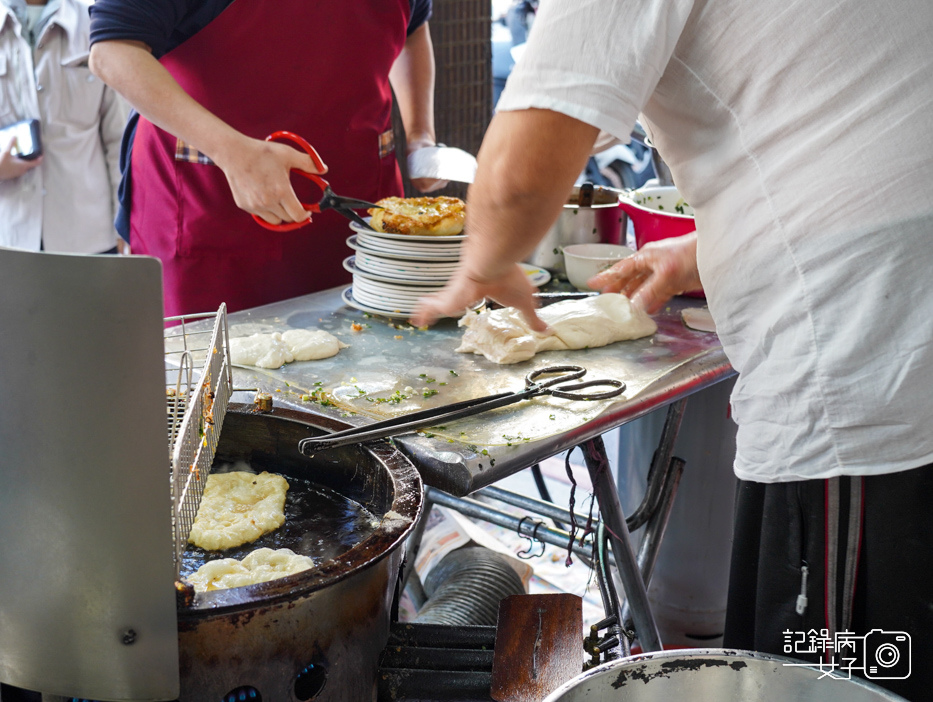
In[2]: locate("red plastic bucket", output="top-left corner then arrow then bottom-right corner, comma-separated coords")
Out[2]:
619,185 -> 703,298
619,185 -> 696,250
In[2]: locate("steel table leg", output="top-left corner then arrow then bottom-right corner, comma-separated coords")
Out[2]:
581,435 -> 663,654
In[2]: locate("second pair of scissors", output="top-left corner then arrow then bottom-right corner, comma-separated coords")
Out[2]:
252,130 -> 380,232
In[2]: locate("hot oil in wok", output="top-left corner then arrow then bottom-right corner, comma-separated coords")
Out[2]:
179,473 -> 381,580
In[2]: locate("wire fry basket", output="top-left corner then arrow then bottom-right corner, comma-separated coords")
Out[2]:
164,304 -> 233,576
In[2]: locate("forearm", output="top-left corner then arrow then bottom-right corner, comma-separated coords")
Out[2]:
461,109 -> 599,281
389,23 -> 436,149
89,39 -> 318,224
89,40 -> 245,170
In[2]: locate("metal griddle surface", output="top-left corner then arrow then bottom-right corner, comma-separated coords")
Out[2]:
167,285 -> 733,495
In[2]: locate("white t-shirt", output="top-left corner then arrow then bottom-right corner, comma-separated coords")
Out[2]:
498,0 -> 933,483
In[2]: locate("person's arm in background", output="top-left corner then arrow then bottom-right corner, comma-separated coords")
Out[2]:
88,40 -> 323,226
389,22 -> 446,193
98,84 -> 130,252
413,108 -> 598,329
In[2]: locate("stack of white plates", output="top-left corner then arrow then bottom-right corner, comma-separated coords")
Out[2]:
342,220 -> 550,318
342,220 -> 465,317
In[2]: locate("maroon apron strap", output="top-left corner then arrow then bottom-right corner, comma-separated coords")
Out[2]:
131,0 -> 409,316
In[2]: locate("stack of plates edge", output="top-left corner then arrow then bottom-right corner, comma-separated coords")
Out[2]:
343,219 -> 465,316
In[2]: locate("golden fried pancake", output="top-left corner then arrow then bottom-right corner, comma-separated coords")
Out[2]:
188,471 -> 289,551
368,196 -> 466,236
186,547 -> 314,592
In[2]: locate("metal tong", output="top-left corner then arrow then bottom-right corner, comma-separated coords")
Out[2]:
252,130 -> 380,232
298,365 -> 626,455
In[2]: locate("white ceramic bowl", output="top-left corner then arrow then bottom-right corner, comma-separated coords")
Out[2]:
563,243 -> 634,291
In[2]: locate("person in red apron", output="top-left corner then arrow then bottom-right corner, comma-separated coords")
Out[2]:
86,0 -> 440,317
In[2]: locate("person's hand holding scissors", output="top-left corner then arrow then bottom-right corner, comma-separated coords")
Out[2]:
213,133 -> 328,228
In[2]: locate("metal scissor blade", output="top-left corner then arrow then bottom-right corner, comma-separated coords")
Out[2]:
340,207 -> 378,231
319,189 -> 382,231
298,389 -> 531,454
333,195 -> 383,210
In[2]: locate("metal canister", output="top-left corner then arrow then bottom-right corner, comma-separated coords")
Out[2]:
525,184 -> 627,278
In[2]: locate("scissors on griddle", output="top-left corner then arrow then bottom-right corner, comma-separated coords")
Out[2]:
252,130 -> 380,232
298,365 -> 626,455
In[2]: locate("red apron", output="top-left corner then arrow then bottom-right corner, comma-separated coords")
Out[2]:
131,0 -> 409,316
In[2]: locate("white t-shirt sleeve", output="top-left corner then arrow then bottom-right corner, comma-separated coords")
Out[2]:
497,0 -> 695,142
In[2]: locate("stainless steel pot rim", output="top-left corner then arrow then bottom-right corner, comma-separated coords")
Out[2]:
542,647 -> 908,701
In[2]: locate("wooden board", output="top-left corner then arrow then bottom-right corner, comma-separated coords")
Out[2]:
490,593 -> 583,702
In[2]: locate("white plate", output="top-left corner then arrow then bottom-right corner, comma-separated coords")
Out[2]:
342,287 -> 417,318
356,234 -> 463,256
350,219 -> 467,242
519,262 -> 552,287
351,281 -> 437,307
352,253 -> 459,273
350,288 -> 420,312
350,268 -> 447,293
347,235 -> 462,262
351,273 -> 437,297
346,257 -> 455,284
341,286 -> 481,319
351,254 -> 457,275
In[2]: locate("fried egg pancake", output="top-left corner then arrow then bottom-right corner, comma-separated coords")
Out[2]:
186,547 -> 314,592
188,471 -> 289,551
368,196 -> 466,237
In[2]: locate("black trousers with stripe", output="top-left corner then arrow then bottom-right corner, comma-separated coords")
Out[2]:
723,463 -> 933,701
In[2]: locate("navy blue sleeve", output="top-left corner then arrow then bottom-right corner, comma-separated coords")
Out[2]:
89,0 -> 232,58
408,0 -> 431,35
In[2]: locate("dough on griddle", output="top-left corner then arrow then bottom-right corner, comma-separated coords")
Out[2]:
229,332 -> 293,369
457,293 -> 657,364
229,329 -> 347,368
281,329 -> 348,360
186,547 -> 314,592
188,471 -> 289,551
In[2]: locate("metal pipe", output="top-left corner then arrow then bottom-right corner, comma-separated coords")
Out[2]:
637,456 -> 686,585
581,436 -> 663,653
621,456 -> 686,634
476,485 -> 590,526
530,463 -> 567,530
595,521 -> 628,659
626,399 -> 687,531
425,487 -> 593,558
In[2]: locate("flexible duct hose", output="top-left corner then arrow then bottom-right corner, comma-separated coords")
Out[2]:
414,546 -> 526,626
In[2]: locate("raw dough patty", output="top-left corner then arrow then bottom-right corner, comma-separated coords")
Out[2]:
188,471 -> 289,551
186,547 -> 314,592
368,196 -> 466,236
229,329 -> 347,369
457,293 -> 657,364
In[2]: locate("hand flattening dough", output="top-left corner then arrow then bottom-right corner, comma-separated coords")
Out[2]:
229,329 -> 348,368
188,471 -> 289,551
457,293 -> 657,364
186,547 -> 314,592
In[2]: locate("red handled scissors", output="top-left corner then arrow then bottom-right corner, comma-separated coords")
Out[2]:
251,131 -> 380,232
